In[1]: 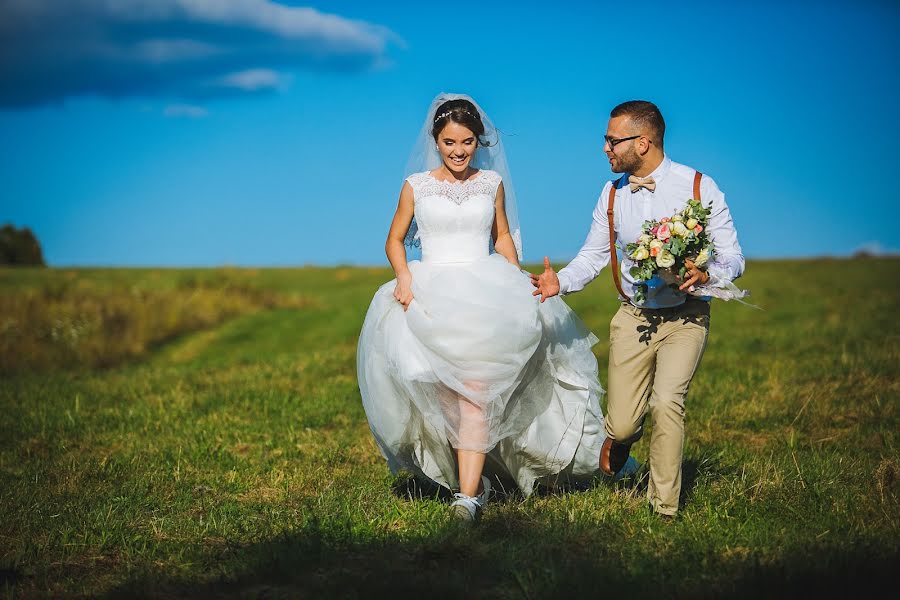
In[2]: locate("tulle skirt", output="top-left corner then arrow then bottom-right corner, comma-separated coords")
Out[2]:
357,253 -> 607,494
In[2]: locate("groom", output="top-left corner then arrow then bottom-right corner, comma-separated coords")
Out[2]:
531,100 -> 744,518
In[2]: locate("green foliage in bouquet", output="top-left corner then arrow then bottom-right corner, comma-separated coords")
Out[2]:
625,199 -> 713,304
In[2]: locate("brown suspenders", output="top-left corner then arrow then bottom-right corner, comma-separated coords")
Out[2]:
607,170 -> 703,301
606,176 -> 629,300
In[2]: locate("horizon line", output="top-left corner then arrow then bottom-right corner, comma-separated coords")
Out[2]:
11,252 -> 900,270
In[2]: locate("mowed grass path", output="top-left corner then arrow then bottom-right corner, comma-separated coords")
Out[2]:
1,260 -> 898,598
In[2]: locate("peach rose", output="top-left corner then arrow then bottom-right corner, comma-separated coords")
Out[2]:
656,223 -> 671,241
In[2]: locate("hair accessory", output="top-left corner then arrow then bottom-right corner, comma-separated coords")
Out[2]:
433,109 -> 480,123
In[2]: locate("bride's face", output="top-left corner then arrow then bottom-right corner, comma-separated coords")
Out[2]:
436,121 -> 478,174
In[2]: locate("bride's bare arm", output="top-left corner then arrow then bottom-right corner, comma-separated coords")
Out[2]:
385,181 -> 415,310
491,182 -> 520,269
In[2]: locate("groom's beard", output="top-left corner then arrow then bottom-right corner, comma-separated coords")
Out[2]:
610,146 -> 643,174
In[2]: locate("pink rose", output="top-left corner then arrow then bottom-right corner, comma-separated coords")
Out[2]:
694,224 -> 703,234
650,226 -> 659,235
660,217 -> 670,224
656,223 -> 671,241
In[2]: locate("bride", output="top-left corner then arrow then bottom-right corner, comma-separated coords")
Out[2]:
357,93 -> 631,524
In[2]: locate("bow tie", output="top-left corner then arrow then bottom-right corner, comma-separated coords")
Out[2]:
628,175 -> 656,193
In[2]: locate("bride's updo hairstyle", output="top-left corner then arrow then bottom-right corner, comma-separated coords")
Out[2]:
431,98 -> 493,146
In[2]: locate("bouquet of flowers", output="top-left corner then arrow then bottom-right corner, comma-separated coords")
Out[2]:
625,199 -> 712,305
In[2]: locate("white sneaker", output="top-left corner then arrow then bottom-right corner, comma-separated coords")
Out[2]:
450,493 -> 482,524
450,476 -> 492,524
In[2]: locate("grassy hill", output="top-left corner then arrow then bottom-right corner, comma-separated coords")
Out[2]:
1,259 -> 898,598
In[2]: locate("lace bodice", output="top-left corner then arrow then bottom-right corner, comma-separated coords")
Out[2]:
406,170 -> 502,264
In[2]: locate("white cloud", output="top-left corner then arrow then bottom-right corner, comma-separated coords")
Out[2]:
220,69 -> 284,92
0,0 -> 399,108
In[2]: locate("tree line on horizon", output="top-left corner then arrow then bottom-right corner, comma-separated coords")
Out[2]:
1,223 -> 45,266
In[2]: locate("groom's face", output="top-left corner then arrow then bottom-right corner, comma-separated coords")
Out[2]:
605,115 -> 643,174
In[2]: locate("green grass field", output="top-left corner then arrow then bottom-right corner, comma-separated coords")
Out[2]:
1,259 -> 898,598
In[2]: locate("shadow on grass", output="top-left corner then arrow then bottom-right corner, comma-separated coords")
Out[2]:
101,517 -> 898,600
0,567 -> 23,587
31,456 -> 887,599
100,462 -> 897,599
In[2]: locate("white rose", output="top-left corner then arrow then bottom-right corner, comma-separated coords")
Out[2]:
649,239 -> 664,250
671,214 -> 684,222
694,247 -> 710,267
672,221 -> 690,238
656,249 -> 676,268
686,218 -> 698,229
631,246 -> 650,260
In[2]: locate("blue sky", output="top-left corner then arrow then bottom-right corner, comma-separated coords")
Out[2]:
1,0 -> 898,266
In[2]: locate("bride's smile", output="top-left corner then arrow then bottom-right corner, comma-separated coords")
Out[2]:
436,121 -> 477,177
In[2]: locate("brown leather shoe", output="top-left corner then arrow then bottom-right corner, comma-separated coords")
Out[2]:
649,505 -> 677,522
599,437 -> 633,476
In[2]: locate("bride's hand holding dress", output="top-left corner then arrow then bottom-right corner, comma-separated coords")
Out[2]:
385,182 -> 416,312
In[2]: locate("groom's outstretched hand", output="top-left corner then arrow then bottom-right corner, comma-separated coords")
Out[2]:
530,256 -> 561,303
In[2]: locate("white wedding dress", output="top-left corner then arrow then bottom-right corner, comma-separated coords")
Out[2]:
357,169 -> 607,494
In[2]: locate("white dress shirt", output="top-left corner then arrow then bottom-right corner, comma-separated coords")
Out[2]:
557,155 -> 744,309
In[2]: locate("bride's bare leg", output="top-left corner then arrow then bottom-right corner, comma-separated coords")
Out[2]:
456,449 -> 486,497
455,385 -> 488,497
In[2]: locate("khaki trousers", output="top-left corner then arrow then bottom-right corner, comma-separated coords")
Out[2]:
606,299 -> 710,515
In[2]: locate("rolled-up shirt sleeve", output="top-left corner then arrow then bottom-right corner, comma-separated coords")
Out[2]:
701,175 -> 745,286
557,182 -> 613,295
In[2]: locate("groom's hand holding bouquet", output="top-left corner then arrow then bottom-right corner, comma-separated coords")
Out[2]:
625,198 -> 712,305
